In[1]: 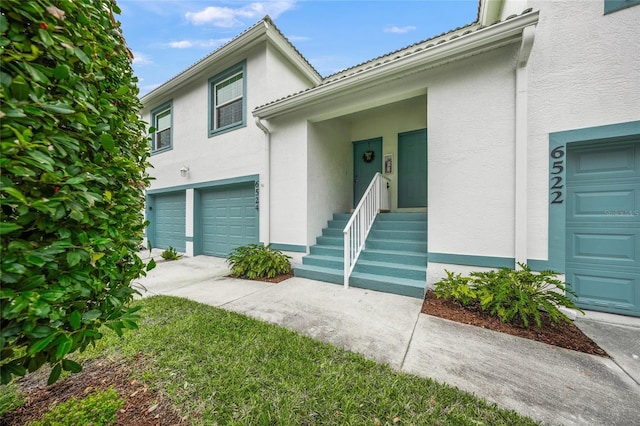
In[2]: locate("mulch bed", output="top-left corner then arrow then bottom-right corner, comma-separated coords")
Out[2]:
421,290 -> 608,357
227,271 -> 294,283
1,355 -> 186,426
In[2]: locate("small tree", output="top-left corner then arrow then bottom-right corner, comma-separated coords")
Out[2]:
0,0 -> 153,384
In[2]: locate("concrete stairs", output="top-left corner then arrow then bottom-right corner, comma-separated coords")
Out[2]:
294,212 -> 427,298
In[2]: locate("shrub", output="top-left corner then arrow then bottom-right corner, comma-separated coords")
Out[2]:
226,244 -> 292,279
160,246 -> 181,261
28,387 -> 123,426
434,263 -> 583,327
1,0 -> 153,385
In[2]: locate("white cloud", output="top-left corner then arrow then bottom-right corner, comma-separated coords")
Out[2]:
131,51 -> 153,65
166,38 -> 231,49
384,25 -> 417,34
185,1 -> 295,27
169,40 -> 193,49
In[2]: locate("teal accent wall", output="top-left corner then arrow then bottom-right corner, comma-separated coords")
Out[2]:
269,243 -> 307,253
548,121 -> 640,273
428,253 -> 515,269
604,0 -> 640,14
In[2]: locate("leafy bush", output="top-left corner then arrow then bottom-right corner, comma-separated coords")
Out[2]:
1,0 -> 153,385
160,246 -> 181,261
226,244 -> 292,279
28,387 -> 123,426
434,263 -> 583,327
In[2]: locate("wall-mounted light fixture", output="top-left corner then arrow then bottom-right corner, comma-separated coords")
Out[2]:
179,165 -> 190,178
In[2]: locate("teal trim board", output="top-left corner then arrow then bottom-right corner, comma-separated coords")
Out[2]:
269,243 -> 307,253
428,253 -> 515,269
548,121 -> 640,273
604,0 -> 640,14
147,174 -> 259,195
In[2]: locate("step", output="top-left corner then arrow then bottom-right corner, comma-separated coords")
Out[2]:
368,229 -> 427,241
366,238 -> 427,252
349,272 -> 425,299
376,212 -> 427,221
309,245 -> 343,257
359,249 -> 427,266
333,213 -> 352,221
354,260 -> 425,281
294,264 -> 343,285
302,254 -> 343,269
316,236 -> 342,246
327,219 -> 348,230
322,227 -> 343,238
372,220 -> 427,231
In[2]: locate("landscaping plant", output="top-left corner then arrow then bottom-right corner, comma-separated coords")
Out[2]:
435,263 -> 583,327
0,0 -> 153,385
226,244 -> 291,279
28,388 -> 123,426
160,246 -> 181,261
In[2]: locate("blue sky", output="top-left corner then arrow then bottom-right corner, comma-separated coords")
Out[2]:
117,1 -> 478,96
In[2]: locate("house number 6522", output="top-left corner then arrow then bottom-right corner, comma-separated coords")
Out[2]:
550,146 -> 564,204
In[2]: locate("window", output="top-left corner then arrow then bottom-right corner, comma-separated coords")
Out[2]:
604,0 -> 640,13
151,102 -> 172,153
209,62 -> 246,136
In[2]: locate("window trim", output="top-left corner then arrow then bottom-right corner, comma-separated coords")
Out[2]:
151,101 -> 173,154
604,0 -> 640,14
208,61 -> 246,137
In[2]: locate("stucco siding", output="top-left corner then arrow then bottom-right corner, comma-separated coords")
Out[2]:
525,0 -> 640,262
427,46 -> 518,260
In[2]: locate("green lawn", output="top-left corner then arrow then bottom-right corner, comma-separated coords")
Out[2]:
3,296 -> 539,425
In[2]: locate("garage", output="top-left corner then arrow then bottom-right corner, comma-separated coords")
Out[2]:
149,191 -> 186,253
199,183 -> 258,257
565,138 -> 640,317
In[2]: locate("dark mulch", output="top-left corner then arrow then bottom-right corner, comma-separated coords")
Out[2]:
1,355 -> 186,426
228,271 -> 294,283
421,290 -> 608,357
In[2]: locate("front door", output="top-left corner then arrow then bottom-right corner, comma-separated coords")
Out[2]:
398,129 -> 427,208
353,138 -> 382,207
565,139 -> 640,317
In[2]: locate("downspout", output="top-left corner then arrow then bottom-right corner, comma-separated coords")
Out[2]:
256,118 -> 271,245
514,24 -> 536,267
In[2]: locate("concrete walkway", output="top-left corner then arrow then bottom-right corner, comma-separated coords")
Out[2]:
134,252 -> 640,426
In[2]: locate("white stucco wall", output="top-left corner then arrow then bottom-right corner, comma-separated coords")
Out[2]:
524,0 -> 640,261
427,45 -> 519,259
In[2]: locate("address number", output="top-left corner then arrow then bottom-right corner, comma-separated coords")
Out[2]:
550,146 -> 564,204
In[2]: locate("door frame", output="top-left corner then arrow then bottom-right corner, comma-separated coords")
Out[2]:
352,137 -> 383,208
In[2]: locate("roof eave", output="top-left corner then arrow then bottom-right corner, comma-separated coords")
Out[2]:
265,25 -> 322,85
253,10 -> 538,120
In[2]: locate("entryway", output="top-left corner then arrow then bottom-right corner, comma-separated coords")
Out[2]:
398,129 -> 427,208
353,138 -> 382,207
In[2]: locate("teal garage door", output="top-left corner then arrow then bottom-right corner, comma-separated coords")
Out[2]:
201,183 -> 257,257
565,139 -> 640,317
152,192 -> 186,253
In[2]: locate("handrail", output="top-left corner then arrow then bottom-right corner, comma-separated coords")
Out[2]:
343,172 -> 391,288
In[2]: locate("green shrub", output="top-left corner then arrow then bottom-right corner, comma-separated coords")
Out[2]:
0,0 -> 153,385
28,387 -> 123,426
226,244 -> 292,279
160,246 -> 181,261
434,263 -> 583,327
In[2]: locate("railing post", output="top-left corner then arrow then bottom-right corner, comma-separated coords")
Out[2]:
343,228 -> 349,288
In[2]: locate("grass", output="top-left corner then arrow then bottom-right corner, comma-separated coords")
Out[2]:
4,296 -> 540,425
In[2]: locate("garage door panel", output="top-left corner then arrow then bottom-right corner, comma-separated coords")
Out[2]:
566,140 -> 639,317
153,192 -> 186,252
200,183 -> 258,257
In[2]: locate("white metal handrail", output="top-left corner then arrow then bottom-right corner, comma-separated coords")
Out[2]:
343,172 -> 390,288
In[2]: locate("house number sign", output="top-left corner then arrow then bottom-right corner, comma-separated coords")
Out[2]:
550,146 -> 564,204
254,181 -> 260,210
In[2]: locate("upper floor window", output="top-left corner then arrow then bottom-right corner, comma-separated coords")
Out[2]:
151,101 -> 172,153
604,0 -> 640,13
209,62 -> 246,136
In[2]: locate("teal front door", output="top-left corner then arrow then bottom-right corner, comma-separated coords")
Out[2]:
565,139 -> 640,317
200,183 -> 258,257
398,129 -> 427,208
353,138 -> 382,207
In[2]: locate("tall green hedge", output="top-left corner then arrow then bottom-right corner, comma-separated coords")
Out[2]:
0,0 -> 153,384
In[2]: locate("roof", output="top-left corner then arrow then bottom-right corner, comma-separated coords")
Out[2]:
253,8 -> 536,118
140,15 -> 322,106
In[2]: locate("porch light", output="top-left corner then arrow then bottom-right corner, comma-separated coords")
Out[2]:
179,165 -> 190,177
